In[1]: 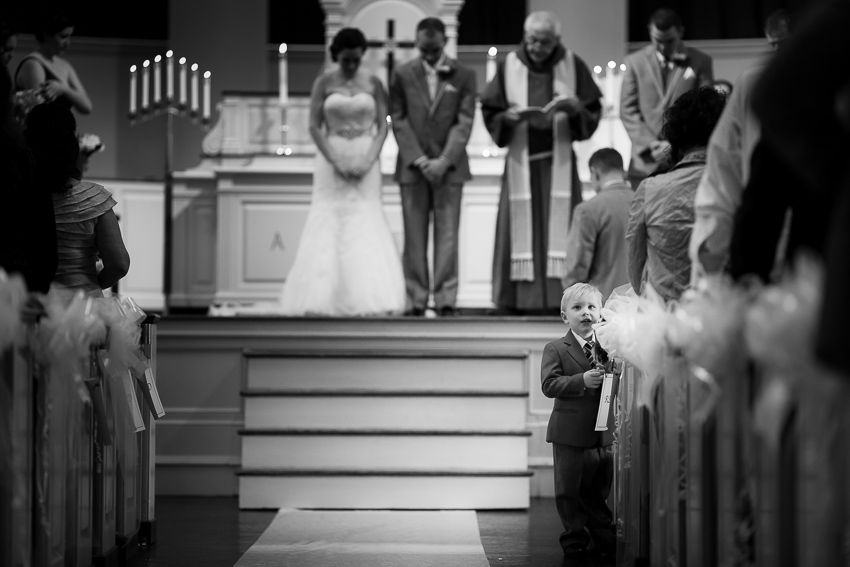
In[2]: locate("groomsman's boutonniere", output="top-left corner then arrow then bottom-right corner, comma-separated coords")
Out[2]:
671,52 -> 689,66
436,63 -> 455,79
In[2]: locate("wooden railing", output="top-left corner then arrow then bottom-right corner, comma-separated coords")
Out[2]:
1,292 -> 161,567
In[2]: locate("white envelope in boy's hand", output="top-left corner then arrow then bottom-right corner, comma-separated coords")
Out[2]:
683,67 -> 695,80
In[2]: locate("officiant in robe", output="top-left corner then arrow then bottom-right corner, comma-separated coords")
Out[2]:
481,11 -> 602,314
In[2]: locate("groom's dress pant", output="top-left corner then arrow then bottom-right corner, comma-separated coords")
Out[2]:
400,179 -> 463,311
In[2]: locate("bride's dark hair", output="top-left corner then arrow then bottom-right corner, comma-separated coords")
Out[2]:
329,27 -> 368,62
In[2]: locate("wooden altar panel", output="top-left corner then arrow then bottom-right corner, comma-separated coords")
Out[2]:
242,203 -> 310,283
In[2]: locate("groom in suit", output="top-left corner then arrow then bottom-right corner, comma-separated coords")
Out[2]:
620,8 -> 713,188
389,17 -> 477,317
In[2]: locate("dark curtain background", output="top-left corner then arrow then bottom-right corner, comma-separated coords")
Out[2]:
267,0 -> 526,45
457,0 -> 526,45
5,0 -> 168,40
269,0 -> 325,44
628,0 -> 825,41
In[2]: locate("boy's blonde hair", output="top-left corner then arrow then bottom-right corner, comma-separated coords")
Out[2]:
560,282 -> 603,314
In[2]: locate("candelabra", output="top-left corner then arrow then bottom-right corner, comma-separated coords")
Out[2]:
593,61 -> 626,129
128,50 -> 213,315
276,43 -> 292,157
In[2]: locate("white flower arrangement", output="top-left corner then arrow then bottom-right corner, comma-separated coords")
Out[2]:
78,133 -> 105,156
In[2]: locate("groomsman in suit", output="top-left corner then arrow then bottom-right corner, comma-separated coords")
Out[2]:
389,17 -> 477,317
620,8 -> 713,188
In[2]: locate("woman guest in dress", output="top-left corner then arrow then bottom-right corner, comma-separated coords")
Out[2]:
24,101 -> 129,301
14,8 -> 91,116
277,27 -> 405,316
626,87 -> 725,303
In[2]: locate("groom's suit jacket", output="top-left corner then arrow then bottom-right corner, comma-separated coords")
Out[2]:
541,330 -> 620,448
620,44 -> 713,177
389,56 -> 477,184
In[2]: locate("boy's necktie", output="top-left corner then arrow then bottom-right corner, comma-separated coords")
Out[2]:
584,341 -> 595,365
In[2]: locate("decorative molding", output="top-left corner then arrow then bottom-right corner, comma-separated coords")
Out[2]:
157,455 -> 241,466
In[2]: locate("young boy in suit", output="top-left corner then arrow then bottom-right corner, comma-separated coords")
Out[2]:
541,282 -> 618,557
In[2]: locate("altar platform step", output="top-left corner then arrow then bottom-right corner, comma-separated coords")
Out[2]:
155,316 -> 566,501
236,469 -> 533,510
238,347 -> 533,509
242,391 -> 527,430
239,429 -> 530,470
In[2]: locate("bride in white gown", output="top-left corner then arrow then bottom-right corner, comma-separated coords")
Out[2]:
279,27 -> 406,316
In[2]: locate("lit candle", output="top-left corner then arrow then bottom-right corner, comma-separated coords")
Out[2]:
179,57 -> 187,108
203,71 -> 211,121
142,59 -> 150,110
129,65 -> 137,116
191,63 -> 199,114
606,60 -> 616,108
153,54 -> 162,106
166,50 -> 174,103
278,43 -> 288,107
486,46 -> 497,83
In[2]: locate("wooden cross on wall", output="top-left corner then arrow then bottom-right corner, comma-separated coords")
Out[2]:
366,19 -> 416,84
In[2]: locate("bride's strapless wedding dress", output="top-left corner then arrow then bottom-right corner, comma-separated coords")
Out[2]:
278,92 -> 406,316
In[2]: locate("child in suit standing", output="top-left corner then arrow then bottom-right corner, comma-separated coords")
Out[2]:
541,282 -> 617,557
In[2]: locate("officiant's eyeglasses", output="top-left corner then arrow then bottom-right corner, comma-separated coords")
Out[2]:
524,34 -> 557,49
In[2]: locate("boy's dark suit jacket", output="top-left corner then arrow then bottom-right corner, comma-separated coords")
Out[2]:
541,330 -> 619,447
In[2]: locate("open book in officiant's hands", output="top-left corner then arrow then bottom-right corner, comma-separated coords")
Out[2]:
514,94 -> 581,120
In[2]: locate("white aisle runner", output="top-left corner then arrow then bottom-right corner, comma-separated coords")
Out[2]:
234,509 -> 491,567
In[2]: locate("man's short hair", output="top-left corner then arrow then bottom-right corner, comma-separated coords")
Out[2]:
648,8 -> 683,31
588,148 -> 624,175
764,9 -> 793,39
524,11 -> 561,37
417,17 -> 446,38
560,283 -> 603,314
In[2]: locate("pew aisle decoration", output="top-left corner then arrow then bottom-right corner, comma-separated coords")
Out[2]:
0,268 -> 154,424
0,270 -> 27,348
599,252 -> 850,566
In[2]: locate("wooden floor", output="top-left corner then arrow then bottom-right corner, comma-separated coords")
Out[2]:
126,497 -> 615,567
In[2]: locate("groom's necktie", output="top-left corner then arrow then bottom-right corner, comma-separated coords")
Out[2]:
423,62 -> 437,101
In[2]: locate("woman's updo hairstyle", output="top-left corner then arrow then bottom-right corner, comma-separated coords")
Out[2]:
33,8 -> 75,43
329,27 -> 368,62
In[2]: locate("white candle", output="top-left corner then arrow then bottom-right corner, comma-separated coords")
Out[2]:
203,71 -> 211,120
129,65 -> 137,116
606,60 -> 616,108
179,57 -> 187,108
142,59 -> 150,110
190,63 -> 199,114
278,43 -> 288,107
166,50 -> 174,102
153,55 -> 162,105
486,46 -> 497,83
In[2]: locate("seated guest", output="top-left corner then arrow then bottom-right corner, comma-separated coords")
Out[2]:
689,9 -> 794,280
626,87 -> 725,303
0,64 -> 57,293
24,101 -> 129,299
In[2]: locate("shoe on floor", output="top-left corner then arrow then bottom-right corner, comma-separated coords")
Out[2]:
439,305 -> 460,317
